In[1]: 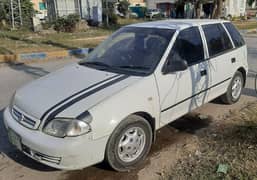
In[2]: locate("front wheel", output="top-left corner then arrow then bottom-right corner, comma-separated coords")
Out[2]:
105,115 -> 152,172
221,71 -> 244,104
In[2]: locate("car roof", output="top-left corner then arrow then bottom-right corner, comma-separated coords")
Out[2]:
127,19 -> 230,30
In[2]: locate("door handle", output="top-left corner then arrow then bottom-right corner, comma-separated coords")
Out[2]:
231,57 -> 236,63
200,69 -> 207,76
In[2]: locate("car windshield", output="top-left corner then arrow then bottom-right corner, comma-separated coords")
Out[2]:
79,27 -> 175,76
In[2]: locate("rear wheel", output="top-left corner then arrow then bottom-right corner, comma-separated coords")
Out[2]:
221,71 -> 244,104
105,115 -> 152,172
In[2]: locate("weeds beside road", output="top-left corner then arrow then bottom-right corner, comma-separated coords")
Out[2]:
0,28 -> 111,55
233,20 -> 257,30
167,102 -> 257,180
0,18 -> 145,55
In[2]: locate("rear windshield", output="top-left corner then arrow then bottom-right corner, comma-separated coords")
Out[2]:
224,22 -> 245,48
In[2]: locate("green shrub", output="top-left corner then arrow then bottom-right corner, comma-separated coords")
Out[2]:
117,0 -> 130,16
109,13 -> 118,25
53,14 -> 80,32
0,0 -> 34,29
41,21 -> 53,30
103,12 -> 118,25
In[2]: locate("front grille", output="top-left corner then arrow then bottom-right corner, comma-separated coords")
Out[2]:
11,107 -> 39,129
13,108 -> 22,120
22,144 -> 61,165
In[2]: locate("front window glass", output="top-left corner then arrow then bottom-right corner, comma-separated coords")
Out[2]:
168,27 -> 204,66
79,27 -> 175,75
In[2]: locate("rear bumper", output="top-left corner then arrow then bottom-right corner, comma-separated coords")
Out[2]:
3,107 -> 108,170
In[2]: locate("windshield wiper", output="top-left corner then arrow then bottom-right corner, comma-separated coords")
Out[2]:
80,61 -> 111,68
116,65 -> 150,70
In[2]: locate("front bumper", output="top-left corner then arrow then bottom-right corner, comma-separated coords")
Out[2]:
3,107 -> 108,170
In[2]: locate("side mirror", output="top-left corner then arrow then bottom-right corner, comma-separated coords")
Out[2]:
163,60 -> 188,74
88,48 -> 94,53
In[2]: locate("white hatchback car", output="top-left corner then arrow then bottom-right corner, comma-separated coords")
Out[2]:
4,20 -> 248,171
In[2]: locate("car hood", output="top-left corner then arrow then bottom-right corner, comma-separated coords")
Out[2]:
14,64 -> 142,121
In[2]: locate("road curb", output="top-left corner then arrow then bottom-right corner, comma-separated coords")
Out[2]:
0,48 -> 89,64
240,28 -> 257,35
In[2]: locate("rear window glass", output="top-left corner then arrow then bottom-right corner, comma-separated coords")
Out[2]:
224,22 -> 245,48
203,23 -> 233,57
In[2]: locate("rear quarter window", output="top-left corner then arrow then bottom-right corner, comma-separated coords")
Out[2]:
202,23 -> 233,57
224,22 -> 245,48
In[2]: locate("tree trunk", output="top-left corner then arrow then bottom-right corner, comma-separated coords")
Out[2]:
212,0 -> 223,19
195,0 -> 201,19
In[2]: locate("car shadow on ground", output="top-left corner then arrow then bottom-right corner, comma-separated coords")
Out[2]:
0,108 -> 58,172
242,88 -> 257,97
5,62 -> 49,78
62,113 -> 212,180
169,113 -> 212,134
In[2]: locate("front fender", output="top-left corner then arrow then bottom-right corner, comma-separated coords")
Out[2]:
89,75 -> 160,140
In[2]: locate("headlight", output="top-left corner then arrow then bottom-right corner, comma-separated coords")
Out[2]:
9,93 -> 15,112
43,117 -> 92,138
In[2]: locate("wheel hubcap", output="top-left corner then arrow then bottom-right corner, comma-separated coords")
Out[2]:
231,77 -> 242,100
118,127 -> 146,163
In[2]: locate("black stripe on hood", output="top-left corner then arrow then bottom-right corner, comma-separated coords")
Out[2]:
42,75 -> 130,126
40,74 -> 120,121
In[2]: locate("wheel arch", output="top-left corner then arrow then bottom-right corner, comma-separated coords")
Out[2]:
133,111 -> 156,142
237,67 -> 247,87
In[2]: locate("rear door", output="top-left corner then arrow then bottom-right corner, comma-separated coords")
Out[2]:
202,23 -> 234,101
156,27 -> 210,126
223,22 -> 247,71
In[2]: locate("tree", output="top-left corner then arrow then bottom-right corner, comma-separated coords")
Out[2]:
195,0 -> 208,18
102,0 -> 118,26
185,0 -> 223,19
212,0 -> 224,19
247,0 -> 256,6
0,0 -> 9,28
117,0 -> 130,17
20,0 -> 35,27
0,0 -> 34,29
0,0 -> 9,21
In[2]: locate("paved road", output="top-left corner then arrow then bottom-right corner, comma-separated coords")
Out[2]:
0,37 -> 256,180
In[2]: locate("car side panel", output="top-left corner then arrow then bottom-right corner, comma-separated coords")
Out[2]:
88,75 -> 160,140
207,51 -> 235,101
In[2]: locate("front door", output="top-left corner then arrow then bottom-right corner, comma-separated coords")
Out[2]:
155,26 -> 210,126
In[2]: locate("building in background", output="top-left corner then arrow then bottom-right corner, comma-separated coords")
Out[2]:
223,0 -> 247,17
246,0 -> 257,18
46,0 -> 102,23
128,0 -> 146,6
146,0 -> 247,18
146,0 -> 177,17
31,0 -> 47,20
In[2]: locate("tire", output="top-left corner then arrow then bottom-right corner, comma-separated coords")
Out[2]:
221,71 -> 244,104
105,115 -> 152,172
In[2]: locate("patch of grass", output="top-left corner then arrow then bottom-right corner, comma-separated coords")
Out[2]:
0,18 -> 147,55
233,20 -> 257,30
168,102 -> 257,180
118,18 -> 145,26
0,27 -> 113,54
